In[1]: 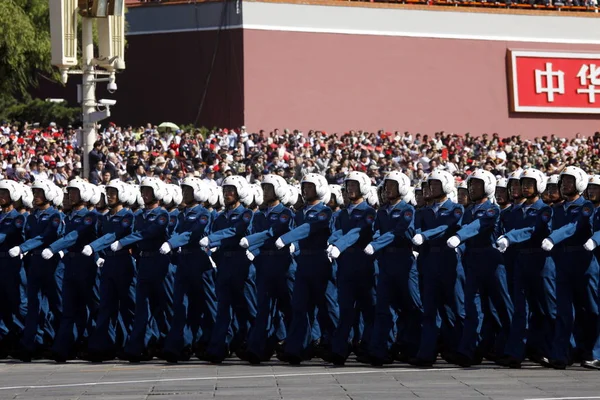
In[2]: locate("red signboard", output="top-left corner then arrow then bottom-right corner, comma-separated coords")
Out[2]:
507,50 -> 600,114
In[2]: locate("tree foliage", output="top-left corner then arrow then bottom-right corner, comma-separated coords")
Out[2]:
0,0 -> 55,102
0,99 -> 81,127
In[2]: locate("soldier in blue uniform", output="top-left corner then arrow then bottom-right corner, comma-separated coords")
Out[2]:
42,178 -> 101,362
495,178 -> 511,212
543,175 -> 562,207
457,181 -> 470,208
543,166 -> 599,369
0,180 -> 28,357
276,173 -> 338,364
199,175 -> 257,363
112,177 -> 171,362
324,172 -> 376,365
496,168 -> 556,368
410,169 -> 465,366
10,180 -> 63,361
364,171 -> 422,366
160,177 -> 217,363
81,180 -> 136,362
240,175 -> 295,364
446,169 -> 514,367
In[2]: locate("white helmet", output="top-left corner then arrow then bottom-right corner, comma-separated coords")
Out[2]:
301,173 -> 330,202
366,186 -> 379,207
507,170 -> 522,182
329,184 -> 344,206
560,166 -> 588,194
51,185 -> 63,208
589,175 -> 600,187
140,177 -> 166,202
547,175 -> 560,185
520,168 -> 547,194
222,175 -> 252,203
207,185 -> 221,207
107,179 -> 130,203
457,181 -> 468,190
427,169 -> 455,195
67,178 -> 93,203
170,184 -> 183,206
283,185 -> 300,207
496,178 -> 508,189
261,174 -> 288,201
382,171 -> 410,197
88,184 -> 103,206
0,180 -> 24,202
20,184 -> 33,208
404,187 -> 417,206
448,188 -> 458,203
181,177 -> 209,203
344,171 -> 371,197
251,184 -> 263,207
467,169 -> 496,198
32,179 -> 58,204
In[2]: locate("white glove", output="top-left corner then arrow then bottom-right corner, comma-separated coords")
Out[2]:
412,234 -> 424,246
239,238 -> 249,249
289,243 -> 296,254
58,251 -> 64,259
328,246 -> 341,259
364,244 -> 374,255
326,244 -> 334,254
447,235 -> 461,249
496,237 -> 509,253
275,238 -> 285,249
96,258 -> 105,268
413,251 -> 419,258
159,242 -> 172,255
110,241 -> 123,252
584,238 -> 597,251
41,248 -> 53,260
199,237 -> 210,247
82,245 -> 93,257
246,250 -> 255,261
541,238 -> 554,252
8,246 -> 21,258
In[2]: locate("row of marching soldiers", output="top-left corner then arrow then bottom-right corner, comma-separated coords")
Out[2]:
0,165 -> 599,370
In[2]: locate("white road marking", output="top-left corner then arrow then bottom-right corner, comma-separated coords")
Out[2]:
0,367 -> 458,391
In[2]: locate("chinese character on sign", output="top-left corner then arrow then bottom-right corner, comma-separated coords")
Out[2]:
534,62 -> 565,102
576,64 -> 600,104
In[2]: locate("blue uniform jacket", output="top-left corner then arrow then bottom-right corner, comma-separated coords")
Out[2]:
20,207 -> 63,253
368,200 -> 415,253
328,201 -> 376,253
417,199 -> 464,248
119,206 -> 170,251
548,196 -> 594,248
168,204 -> 212,249
168,209 -> 179,236
48,207 -> 99,253
0,209 -> 26,250
503,200 -> 552,247
88,208 -> 135,253
207,205 -> 253,250
278,202 -> 332,251
245,203 -> 295,255
454,200 -> 500,248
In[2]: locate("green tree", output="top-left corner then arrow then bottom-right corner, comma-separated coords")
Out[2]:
0,0 -> 54,103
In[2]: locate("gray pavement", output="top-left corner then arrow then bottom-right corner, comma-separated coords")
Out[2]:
0,358 -> 598,400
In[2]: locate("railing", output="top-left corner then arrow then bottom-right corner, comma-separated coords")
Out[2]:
125,0 -> 600,13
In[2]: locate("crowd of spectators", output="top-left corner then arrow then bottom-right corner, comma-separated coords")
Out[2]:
1,120 -> 600,188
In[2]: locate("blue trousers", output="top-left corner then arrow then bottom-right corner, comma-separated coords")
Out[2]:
52,255 -> 99,359
247,252 -> 295,360
124,253 -> 171,357
331,250 -> 376,360
0,257 -> 27,343
88,253 -> 136,354
551,250 -> 600,363
207,251 -> 257,361
416,248 -> 465,362
458,248 -> 513,360
164,250 -> 217,357
285,253 -> 338,359
370,249 -> 423,360
504,251 -> 556,360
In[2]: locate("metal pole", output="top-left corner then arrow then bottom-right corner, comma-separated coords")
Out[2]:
81,16 -> 96,181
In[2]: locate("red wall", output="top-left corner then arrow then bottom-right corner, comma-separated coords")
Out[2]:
243,29 -> 600,138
